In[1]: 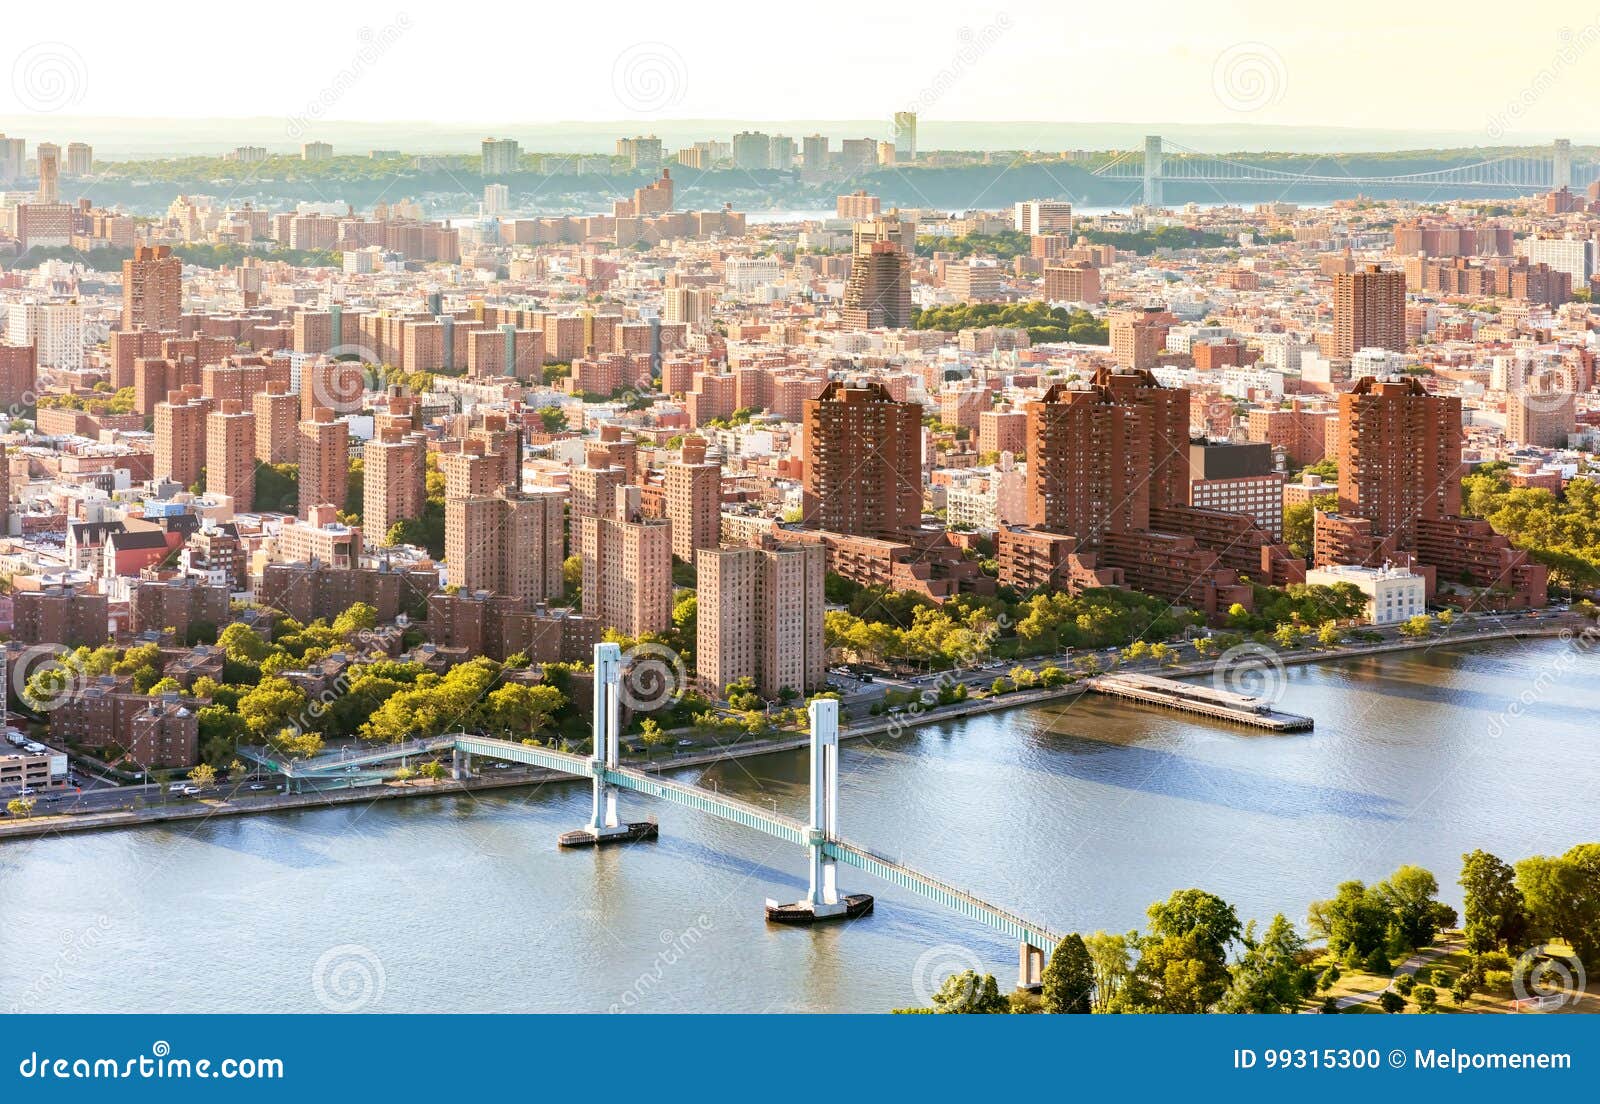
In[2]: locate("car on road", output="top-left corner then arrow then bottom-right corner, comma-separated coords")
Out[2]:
676,739 -> 695,747
248,783 -> 266,791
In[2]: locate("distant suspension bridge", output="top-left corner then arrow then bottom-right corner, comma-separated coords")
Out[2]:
1093,135 -> 1593,206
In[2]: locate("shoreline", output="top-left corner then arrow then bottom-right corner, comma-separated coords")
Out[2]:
0,619 -> 1579,842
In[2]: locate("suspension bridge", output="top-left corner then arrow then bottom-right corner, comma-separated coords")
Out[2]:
1093,135 -> 1590,206
241,642 -> 1065,988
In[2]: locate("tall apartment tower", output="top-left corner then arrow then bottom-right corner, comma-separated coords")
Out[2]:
481,137 -> 520,175
891,112 -> 917,161
841,215 -> 914,329
445,487 -> 565,601
297,408 -> 349,517
35,142 -> 59,204
801,380 -> 922,539
64,142 -> 93,176
697,542 -> 826,700
1109,307 -> 1176,369
154,387 -> 210,489
253,380 -> 300,464
206,400 -> 256,511
1333,264 -> 1406,356
1026,367 -> 1192,543
1506,373 -> 1575,448
579,486 -> 673,638
1334,375 -> 1460,548
664,458 -> 721,562
122,245 -> 182,331
363,429 -> 427,541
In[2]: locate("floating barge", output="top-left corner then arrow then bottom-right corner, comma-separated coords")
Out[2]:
557,821 -> 660,848
765,894 -> 875,925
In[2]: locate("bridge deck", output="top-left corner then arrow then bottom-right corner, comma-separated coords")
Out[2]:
242,733 -> 1063,956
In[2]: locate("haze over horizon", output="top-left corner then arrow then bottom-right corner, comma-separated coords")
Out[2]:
3,0 -> 1593,155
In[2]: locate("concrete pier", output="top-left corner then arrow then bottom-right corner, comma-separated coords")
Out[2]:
1086,673 -> 1313,731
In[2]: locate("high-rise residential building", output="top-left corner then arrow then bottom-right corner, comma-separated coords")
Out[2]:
1333,375 -> 1459,549
206,400 -> 256,512
732,131 -> 772,171
1109,307 -> 1176,369
768,134 -> 796,169
122,245 -> 182,331
481,183 -> 509,216
616,135 -> 663,169
35,142 -> 59,203
253,380 -> 300,465
363,429 -> 427,541
1520,236 -> 1595,284
481,137 -> 520,176
301,141 -> 333,161
664,457 -> 721,562
445,487 -> 565,601
1505,372 -> 1574,448
801,380 -> 922,538
841,215 -> 915,329
892,111 -> 917,161
0,135 -> 24,183
836,190 -> 881,220
579,485 -> 673,638
297,408 -> 349,517
64,142 -> 93,177
801,134 -> 829,171
697,542 -> 826,699
0,344 -> 37,412
1332,264 -> 1406,356
663,286 -> 714,327
6,300 -> 83,371
1026,367 -> 1192,543
154,387 -> 211,490
1013,200 -> 1074,236
840,138 -> 876,171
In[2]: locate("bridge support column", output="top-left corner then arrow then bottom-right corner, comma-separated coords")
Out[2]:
764,699 -> 873,925
450,748 -> 462,780
559,643 -> 657,848
1143,135 -> 1163,208
1018,942 -> 1045,992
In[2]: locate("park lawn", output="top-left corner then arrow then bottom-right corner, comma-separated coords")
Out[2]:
1305,931 -> 1598,1014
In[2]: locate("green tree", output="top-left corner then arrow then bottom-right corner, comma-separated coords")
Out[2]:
1041,933 -> 1094,1013
1374,864 -> 1444,950
1460,849 -> 1528,953
1221,915 -> 1314,1013
1378,990 -> 1406,1014
187,763 -> 217,788
7,797 -> 37,818
1515,844 -> 1600,965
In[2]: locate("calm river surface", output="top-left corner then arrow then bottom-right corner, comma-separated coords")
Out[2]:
2,636 -> 1595,1013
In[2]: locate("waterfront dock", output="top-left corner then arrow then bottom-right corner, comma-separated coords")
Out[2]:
1085,672 -> 1314,731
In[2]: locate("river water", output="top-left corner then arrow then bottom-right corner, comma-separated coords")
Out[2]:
2,636 -> 1594,1013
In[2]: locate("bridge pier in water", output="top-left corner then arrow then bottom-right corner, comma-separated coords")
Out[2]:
764,699 -> 873,925
1018,942 -> 1045,992
559,642 -> 658,848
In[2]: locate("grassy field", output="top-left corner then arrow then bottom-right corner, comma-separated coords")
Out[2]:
1304,931 -> 1597,1014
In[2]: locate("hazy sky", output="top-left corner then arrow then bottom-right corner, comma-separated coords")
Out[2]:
2,0 -> 1593,137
